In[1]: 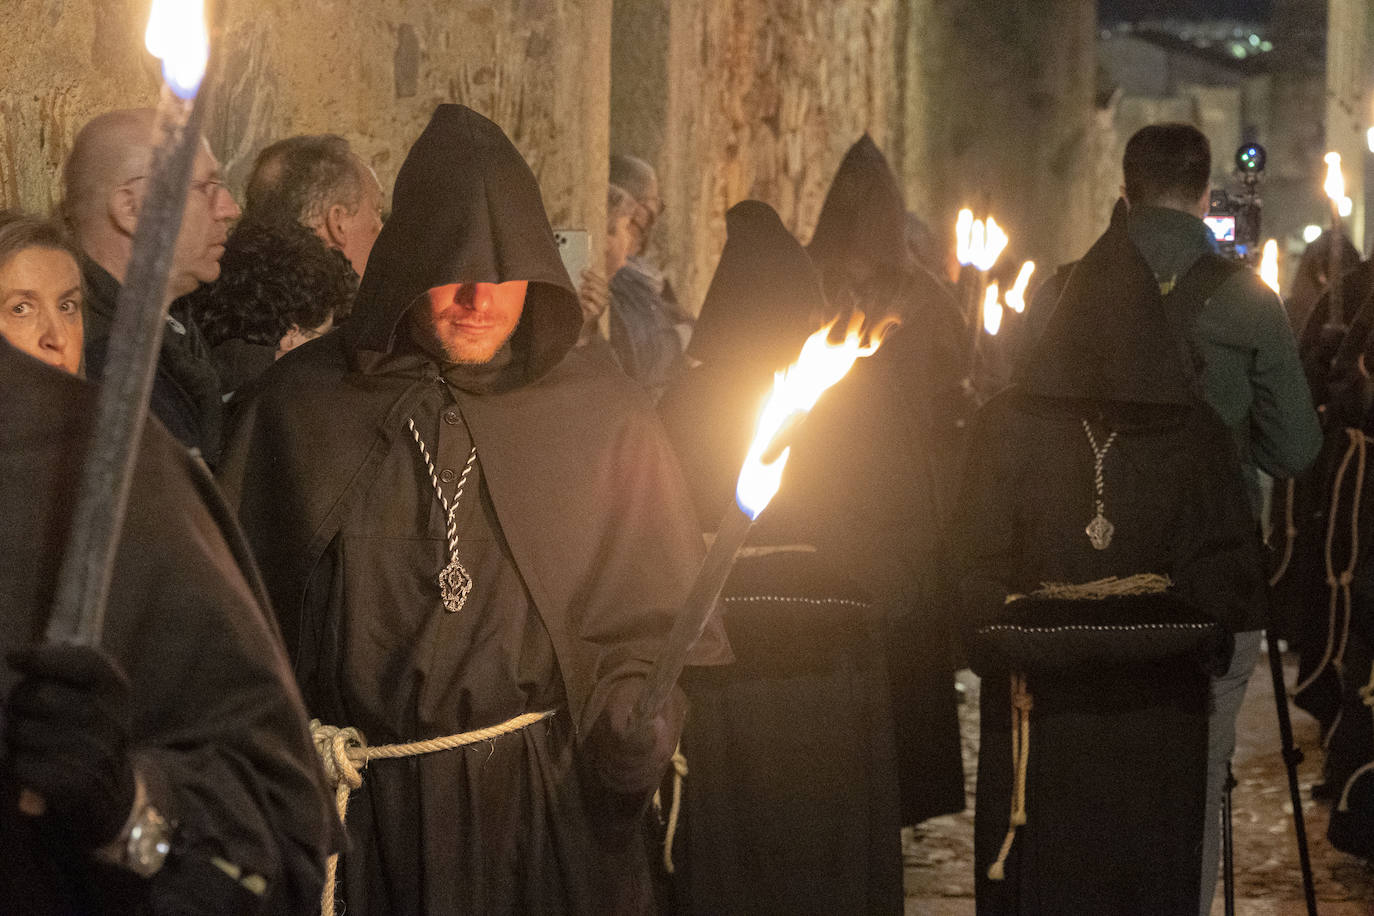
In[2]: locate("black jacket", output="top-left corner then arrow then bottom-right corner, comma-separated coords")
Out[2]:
81,260 -> 223,465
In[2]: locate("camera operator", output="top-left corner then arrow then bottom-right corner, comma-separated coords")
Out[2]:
1119,122 -> 1321,915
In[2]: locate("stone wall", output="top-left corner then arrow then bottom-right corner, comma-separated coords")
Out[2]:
0,0 -> 611,250
901,0 -> 1102,276
0,0 -> 1106,316
649,0 -> 902,312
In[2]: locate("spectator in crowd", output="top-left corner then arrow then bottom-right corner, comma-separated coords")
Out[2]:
62,108 -> 239,465
607,153 -> 692,397
187,216 -> 358,407
245,133 -> 384,278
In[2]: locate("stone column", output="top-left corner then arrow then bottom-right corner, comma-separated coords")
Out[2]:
900,0 -> 1099,273
614,0 -> 901,314
1326,0 -> 1368,251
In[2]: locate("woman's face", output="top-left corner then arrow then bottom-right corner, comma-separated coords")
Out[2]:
0,246 -> 83,375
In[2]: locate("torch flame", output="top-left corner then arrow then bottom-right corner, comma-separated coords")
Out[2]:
955,210 -> 1010,272
1259,239 -> 1280,296
146,0 -> 209,99
1324,152 -> 1345,204
955,209 -> 974,266
735,313 -> 896,519
982,283 -> 1003,335
1004,260 -> 1035,313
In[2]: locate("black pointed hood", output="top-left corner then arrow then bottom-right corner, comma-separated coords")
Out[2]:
1016,216 -> 1196,406
348,105 -> 580,381
687,200 -> 829,376
806,134 -> 910,289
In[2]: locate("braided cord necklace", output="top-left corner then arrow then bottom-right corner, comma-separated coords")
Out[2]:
1081,419 -> 1118,551
407,416 -> 479,613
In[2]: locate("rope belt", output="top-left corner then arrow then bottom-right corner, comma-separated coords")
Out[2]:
988,671 -> 1032,881
652,744 -> 689,874
1336,661 -> 1374,814
987,574 -> 1170,881
310,709 -> 557,916
1295,428 -> 1366,699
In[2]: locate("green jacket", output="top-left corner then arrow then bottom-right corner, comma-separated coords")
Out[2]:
1128,205 -> 1321,515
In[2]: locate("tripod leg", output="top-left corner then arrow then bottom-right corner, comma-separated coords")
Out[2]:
1222,764 -> 1235,916
1264,630 -> 1319,916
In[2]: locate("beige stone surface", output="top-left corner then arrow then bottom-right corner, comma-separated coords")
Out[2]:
0,0 -> 610,252
620,0 -> 902,313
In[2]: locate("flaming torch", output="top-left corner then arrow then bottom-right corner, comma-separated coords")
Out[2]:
22,0 -> 221,821
1259,239 -> 1280,297
1324,152 -> 1346,330
982,283 -> 1003,336
955,209 -> 1009,378
632,314 -> 894,727
44,0 -> 218,647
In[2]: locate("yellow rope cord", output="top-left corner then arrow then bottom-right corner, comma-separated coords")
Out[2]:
1268,478 -> 1299,587
987,671 -> 1032,881
660,745 -> 688,875
1294,430 -> 1365,696
310,710 -> 556,916
1335,661 -> 1374,813
1031,574 -> 1172,600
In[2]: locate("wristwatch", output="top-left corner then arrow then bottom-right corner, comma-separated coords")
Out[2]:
121,803 -> 173,878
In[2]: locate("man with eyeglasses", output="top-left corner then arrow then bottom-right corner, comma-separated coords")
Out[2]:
607,153 -> 692,399
62,108 -> 241,465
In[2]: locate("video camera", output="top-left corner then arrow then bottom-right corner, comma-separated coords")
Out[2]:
1206,142 -> 1266,263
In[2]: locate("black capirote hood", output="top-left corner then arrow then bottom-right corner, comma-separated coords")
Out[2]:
348,105 -> 580,380
1016,214 -> 1196,406
687,200 -> 829,376
806,134 -> 910,287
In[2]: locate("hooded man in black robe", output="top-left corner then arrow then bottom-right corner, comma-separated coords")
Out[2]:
951,216 -> 1266,914
0,337 -> 334,914
658,200 -> 903,914
219,105 -> 729,915
804,134 -> 968,828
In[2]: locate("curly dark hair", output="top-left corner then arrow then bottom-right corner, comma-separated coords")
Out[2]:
189,217 -> 358,349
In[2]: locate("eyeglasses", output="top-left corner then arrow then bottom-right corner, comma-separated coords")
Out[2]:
122,175 -> 226,200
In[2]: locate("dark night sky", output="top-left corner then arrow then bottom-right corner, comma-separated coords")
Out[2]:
1100,1 -> 1274,25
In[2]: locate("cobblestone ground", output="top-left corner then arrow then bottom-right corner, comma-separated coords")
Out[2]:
903,662 -> 1374,915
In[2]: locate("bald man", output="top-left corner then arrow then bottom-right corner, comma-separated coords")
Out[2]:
63,108 -> 241,464
244,134 -> 383,277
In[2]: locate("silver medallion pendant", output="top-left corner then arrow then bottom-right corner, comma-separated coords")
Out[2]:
439,555 -> 473,613
1085,514 -> 1115,551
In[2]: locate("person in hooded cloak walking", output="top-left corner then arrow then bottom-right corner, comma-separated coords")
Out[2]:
658,200 -> 904,915
804,134 -> 969,829
219,105 -> 729,915
950,215 -> 1268,914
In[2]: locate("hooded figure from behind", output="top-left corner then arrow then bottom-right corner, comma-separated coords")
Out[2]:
951,216 -> 1265,915
220,105 -> 729,916
658,200 -> 904,914
804,133 -> 970,828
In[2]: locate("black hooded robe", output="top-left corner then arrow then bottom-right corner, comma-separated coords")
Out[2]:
0,339 -> 334,915
659,201 -> 903,915
804,134 -> 968,827
952,220 -> 1266,914
219,105 -> 728,915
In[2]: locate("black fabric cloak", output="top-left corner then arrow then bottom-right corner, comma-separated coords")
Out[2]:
219,105 -> 728,915
954,218 -> 1267,914
81,259 -> 223,465
804,135 -> 969,826
659,201 -> 903,915
0,339 -> 333,914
